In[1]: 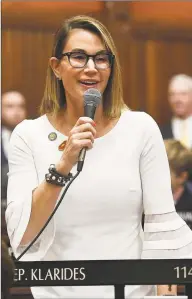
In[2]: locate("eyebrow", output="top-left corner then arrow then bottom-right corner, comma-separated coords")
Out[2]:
70,48 -> 108,55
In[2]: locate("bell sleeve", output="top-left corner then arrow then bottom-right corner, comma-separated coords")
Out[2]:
140,113 -> 192,259
5,120 -> 55,261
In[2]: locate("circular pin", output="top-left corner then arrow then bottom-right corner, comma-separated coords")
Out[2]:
48,132 -> 57,141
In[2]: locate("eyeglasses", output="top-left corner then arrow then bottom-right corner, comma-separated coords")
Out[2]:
59,51 -> 114,69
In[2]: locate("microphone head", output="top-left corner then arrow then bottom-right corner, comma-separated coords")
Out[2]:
84,88 -> 102,107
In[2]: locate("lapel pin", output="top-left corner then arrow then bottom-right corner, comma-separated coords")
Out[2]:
48,132 -> 57,141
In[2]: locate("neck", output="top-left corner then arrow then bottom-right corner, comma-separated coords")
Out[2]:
54,99 -> 106,136
176,112 -> 192,120
64,102 -> 104,124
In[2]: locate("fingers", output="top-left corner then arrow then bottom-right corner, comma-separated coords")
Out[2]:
69,117 -> 96,146
61,136 -> 93,167
68,138 -> 94,151
70,117 -> 96,137
59,117 -> 97,171
71,132 -> 95,144
67,130 -> 95,152
75,117 -> 96,127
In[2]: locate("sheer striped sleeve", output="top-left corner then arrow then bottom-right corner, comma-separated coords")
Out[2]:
140,113 -> 192,259
142,212 -> 192,258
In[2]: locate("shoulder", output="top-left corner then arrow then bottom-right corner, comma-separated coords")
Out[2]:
10,115 -> 46,144
122,110 -> 160,133
12,115 -> 46,135
121,111 -> 166,152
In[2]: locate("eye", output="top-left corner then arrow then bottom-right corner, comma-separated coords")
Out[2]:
95,54 -> 109,62
70,53 -> 86,60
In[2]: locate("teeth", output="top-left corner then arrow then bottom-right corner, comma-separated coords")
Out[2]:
81,81 -> 97,84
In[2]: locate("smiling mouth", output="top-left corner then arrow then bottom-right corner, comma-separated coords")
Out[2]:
79,81 -> 98,86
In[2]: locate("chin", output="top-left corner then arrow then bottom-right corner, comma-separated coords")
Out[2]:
173,110 -> 185,118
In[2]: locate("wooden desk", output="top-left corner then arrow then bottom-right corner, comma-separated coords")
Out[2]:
10,287 -> 33,299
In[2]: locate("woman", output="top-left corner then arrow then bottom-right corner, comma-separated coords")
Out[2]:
6,15 -> 192,298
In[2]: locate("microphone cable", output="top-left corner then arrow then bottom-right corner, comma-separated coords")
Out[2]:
16,170 -> 81,261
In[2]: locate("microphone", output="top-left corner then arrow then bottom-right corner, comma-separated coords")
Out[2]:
77,88 -> 101,172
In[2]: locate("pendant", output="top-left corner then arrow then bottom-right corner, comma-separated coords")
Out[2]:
58,140 -> 67,151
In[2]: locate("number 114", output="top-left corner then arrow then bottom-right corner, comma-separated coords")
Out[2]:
174,267 -> 192,279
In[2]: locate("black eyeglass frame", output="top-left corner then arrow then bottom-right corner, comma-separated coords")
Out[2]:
58,51 -> 115,69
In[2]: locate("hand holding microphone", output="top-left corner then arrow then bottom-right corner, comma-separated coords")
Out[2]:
56,88 -> 101,174
77,88 -> 101,171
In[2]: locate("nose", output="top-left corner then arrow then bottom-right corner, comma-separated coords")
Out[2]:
84,57 -> 97,72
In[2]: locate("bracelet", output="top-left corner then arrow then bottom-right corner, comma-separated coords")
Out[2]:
49,164 -> 73,181
45,164 -> 73,186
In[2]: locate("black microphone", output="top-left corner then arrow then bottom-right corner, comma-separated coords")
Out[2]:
77,88 -> 101,172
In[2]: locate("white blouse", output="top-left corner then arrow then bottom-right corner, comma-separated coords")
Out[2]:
6,111 -> 192,298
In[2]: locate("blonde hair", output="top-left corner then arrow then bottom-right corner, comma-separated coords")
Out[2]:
164,139 -> 192,175
40,15 -> 127,118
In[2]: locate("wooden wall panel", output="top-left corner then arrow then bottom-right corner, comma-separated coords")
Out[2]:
128,1 -> 192,26
2,1 -> 104,30
143,40 -> 192,124
127,39 -> 147,111
145,40 -> 158,119
125,35 -> 192,125
2,29 -> 54,117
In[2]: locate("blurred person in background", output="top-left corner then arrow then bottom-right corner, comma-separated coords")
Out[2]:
1,91 -> 27,201
160,74 -> 192,149
164,139 -> 192,229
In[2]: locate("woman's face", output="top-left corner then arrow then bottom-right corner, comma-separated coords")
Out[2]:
56,29 -> 111,105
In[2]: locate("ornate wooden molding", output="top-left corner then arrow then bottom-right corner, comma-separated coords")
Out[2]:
130,22 -> 192,42
2,1 -> 104,31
